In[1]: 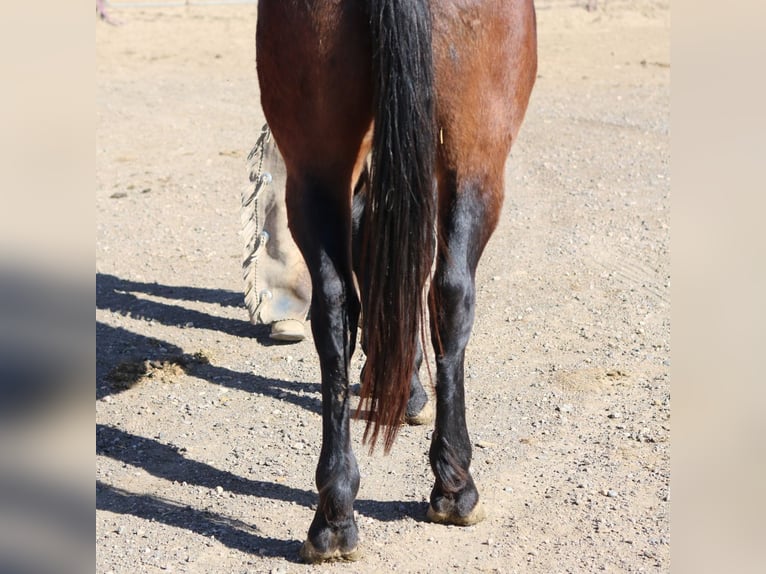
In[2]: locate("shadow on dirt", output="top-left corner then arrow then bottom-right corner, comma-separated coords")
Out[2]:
96,322 -> 322,417
97,480 -> 422,562
96,272 -> 260,338
96,273 -> 426,556
98,273 -> 246,307
97,425 -> 428,548
96,321 -> 322,414
97,481 -> 301,559
97,424 -> 316,503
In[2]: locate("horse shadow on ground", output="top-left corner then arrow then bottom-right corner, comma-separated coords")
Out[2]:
96,272 -> 265,340
97,425 -> 426,559
97,274 -> 424,558
96,322 -> 321,415
97,481 -> 299,559
96,272 -> 319,413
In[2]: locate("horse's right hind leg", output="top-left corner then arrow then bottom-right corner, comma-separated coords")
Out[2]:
426,0 -> 536,525
426,173 -> 504,526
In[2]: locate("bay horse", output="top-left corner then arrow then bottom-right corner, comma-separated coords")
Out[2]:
256,0 -> 536,563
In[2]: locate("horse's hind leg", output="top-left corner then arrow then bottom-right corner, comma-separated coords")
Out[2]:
257,0 -> 375,561
287,177 -> 363,563
426,0 -> 536,526
426,171 -> 503,525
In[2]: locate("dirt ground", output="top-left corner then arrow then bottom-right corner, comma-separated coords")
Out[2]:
96,2 -> 670,572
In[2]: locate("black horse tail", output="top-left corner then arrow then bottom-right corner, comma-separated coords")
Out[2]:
359,0 -> 436,453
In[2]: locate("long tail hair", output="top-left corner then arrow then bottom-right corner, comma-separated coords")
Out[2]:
358,0 -> 436,453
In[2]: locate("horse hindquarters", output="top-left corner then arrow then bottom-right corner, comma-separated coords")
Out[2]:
427,0 -> 537,524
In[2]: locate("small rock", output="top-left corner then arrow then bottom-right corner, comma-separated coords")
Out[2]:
215,486 -> 224,495
557,403 -> 573,413
608,411 -> 622,419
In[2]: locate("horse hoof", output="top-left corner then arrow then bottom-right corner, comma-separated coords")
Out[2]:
299,540 -> 362,564
270,319 -> 306,342
426,500 -> 487,526
405,400 -> 434,425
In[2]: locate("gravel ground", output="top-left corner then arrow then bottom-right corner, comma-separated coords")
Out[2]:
96,2 -> 670,572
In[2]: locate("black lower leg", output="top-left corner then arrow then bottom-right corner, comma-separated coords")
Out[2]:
301,269 -> 362,560
405,341 -> 430,422
428,328 -> 482,523
288,182 -> 362,561
427,184 -> 491,525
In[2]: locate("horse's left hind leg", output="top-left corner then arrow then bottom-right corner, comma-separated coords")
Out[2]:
286,179 -> 362,563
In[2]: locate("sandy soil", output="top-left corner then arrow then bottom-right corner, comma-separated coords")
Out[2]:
96,2 -> 670,572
